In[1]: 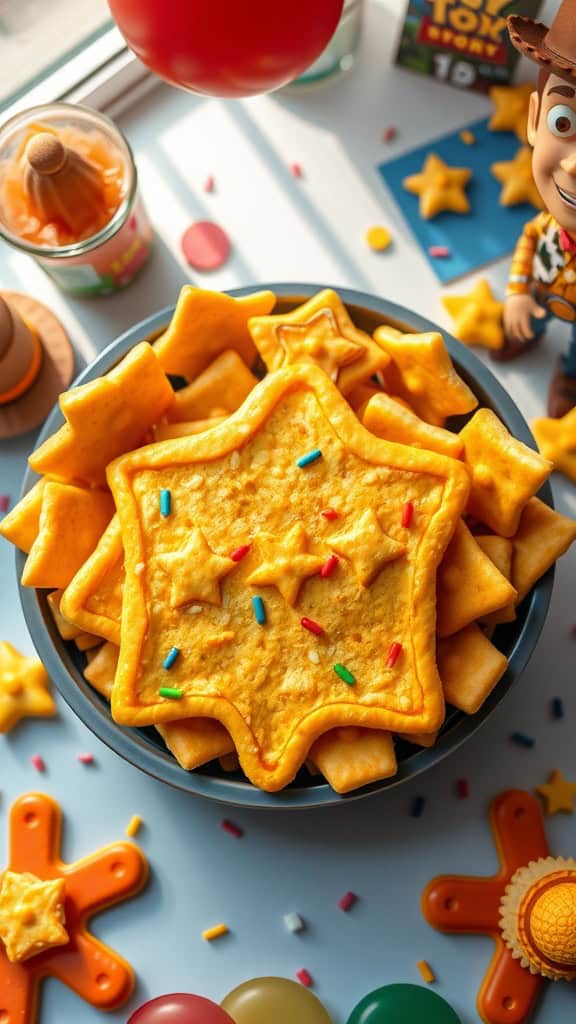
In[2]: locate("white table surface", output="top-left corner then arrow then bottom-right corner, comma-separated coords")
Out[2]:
1,2 -> 575,1021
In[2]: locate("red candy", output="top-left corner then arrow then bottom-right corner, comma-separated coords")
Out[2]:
128,994 -> 235,1024
181,221 -> 231,271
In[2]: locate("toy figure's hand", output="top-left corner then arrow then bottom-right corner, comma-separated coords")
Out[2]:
504,294 -> 547,342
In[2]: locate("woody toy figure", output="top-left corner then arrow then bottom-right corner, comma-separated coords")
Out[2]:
498,0 -> 576,416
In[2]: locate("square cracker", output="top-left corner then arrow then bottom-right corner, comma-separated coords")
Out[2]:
438,623 -> 509,714
512,498 -> 576,604
437,520 -> 517,638
309,728 -> 397,793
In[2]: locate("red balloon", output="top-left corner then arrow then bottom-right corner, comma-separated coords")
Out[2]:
128,993 -> 236,1024
108,0 -> 345,97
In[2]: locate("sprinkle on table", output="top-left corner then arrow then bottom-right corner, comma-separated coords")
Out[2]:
571,623 -> 576,637
321,507 -> 340,521
411,795 -> 426,818
334,663 -> 355,686
511,731 -> 535,749
284,911 -> 306,933
160,488 -> 171,517
162,646 -> 180,670
77,753 -> 94,765
459,129 -> 476,145
297,448 -> 322,469
417,960 -> 436,984
383,125 -> 397,142
204,174 -> 215,193
296,968 -> 313,988
552,697 -> 564,720
203,923 -> 229,942
386,642 -> 403,669
30,755 -> 45,773
338,891 -> 358,912
125,815 -> 142,838
456,778 -> 469,799
290,162 -> 303,178
428,245 -> 450,258
301,616 -> 324,637
159,686 -> 183,700
320,554 -> 339,579
230,544 -> 251,562
401,501 -> 414,528
252,595 -> 267,625
0,495 -> 10,513
221,819 -> 243,838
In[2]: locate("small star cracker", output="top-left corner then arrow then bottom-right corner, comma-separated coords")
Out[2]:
157,527 -> 236,607
442,279 -> 505,351
277,312 -> 363,380
0,871 -> 68,962
329,509 -> 405,586
403,153 -> 472,220
532,407 -> 576,483
0,641 -> 56,734
491,147 -> 543,210
489,82 -> 534,142
247,523 -> 325,606
536,770 -> 576,815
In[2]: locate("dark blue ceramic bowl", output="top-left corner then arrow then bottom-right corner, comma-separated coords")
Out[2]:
18,285 -> 554,808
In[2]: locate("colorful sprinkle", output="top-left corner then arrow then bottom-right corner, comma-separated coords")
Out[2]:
204,174 -> 215,192
125,815 -> 142,838
203,923 -> 229,942
221,819 -> 243,838
334,663 -> 355,686
320,554 -> 339,579
284,912 -> 306,933
291,162 -> 303,178
459,129 -> 476,145
159,686 -> 183,700
383,125 -> 397,142
321,507 -> 340,520
301,616 -> 324,637
511,731 -> 535,749
296,968 -> 313,988
230,544 -> 251,562
338,891 -> 358,912
252,595 -> 267,625
417,960 -> 436,984
386,641 -> 403,668
160,489 -> 171,517
428,245 -> 450,258
401,501 -> 414,528
297,448 -> 322,469
552,697 -> 564,720
0,495 -> 10,513
162,647 -> 180,670
366,225 -> 392,252
77,753 -> 94,765
411,795 -> 426,818
30,755 -> 45,773
456,778 -> 469,799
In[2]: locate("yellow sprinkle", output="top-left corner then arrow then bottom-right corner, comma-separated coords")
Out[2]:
459,129 -> 476,145
366,225 -> 392,252
417,960 -> 436,984
125,815 -> 142,838
203,923 -> 229,942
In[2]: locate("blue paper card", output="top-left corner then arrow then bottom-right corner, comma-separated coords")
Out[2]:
378,117 -> 537,283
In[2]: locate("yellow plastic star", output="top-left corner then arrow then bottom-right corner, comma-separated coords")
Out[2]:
403,154 -> 472,220
157,527 -> 236,607
442,279 -> 505,351
532,408 -> 576,483
0,642 -> 56,734
154,286 -> 276,379
329,509 -> 406,586
492,147 -> 543,210
0,871 -> 68,963
489,82 -> 534,142
249,289 -> 389,395
536,770 -> 576,815
247,523 -> 325,606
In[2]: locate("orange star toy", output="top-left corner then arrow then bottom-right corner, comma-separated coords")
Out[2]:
0,792 -> 148,1022
423,789 -> 576,1024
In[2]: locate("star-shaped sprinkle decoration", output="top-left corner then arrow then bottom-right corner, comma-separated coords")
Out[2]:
442,279 -> 505,351
536,769 -> 576,815
0,641 -> 56,733
248,289 -> 390,396
492,147 -> 544,210
157,526 -> 236,607
0,792 -> 148,1019
329,509 -> 405,586
107,363 -> 470,791
489,82 -> 534,142
154,285 -> 276,379
247,523 -> 325,606
532,407 -> 576,484
403,153 -> 472,220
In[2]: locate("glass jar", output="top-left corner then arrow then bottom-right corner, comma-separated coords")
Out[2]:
292,0 -> 364,85
0,102 -> 153,297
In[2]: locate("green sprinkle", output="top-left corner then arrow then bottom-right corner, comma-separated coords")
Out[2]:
334,663 -> 356,685
159,686 -> 183,700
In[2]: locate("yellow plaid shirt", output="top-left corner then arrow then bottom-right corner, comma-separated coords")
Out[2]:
507,212 -> 576,319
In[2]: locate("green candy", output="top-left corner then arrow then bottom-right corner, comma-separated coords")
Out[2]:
346,984 -> 462,1024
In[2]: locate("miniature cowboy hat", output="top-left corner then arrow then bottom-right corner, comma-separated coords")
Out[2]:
508,0 -> 576,83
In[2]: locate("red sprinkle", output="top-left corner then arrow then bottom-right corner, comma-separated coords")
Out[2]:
296,969 -> 313,988
321,507 -> 340,521
571,624 -> 576,637
386,642 -> 402,668
31,755 -> 45,773
221,819 -> 244,838
230,544 -> 251,562
320,554 -> 339,579
301,617 -> 324,637
383,126 -> 397,142
456,778 -> 469,799
428,245 -> 450,258
77,753 -> 94,765
0,495 -> 9,512
401,501 -> 414,528
290,162 -> 303,178
204,175 -> 215,193
338,891 -> 358,912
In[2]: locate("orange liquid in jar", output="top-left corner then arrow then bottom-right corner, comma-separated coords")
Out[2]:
0,122 -> 126,248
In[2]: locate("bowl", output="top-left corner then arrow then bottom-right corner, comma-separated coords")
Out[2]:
18,284 -> 554,808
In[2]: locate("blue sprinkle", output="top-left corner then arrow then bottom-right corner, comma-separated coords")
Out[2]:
297,449 -> 322,469
411,795 -> 426,818
163,646 -> 180,670
252,595 -> 266,626
160,489 -> 172,517
511,731 -> 535,749
552,697 -> 564,720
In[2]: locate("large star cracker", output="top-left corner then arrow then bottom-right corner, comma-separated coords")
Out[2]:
0,642 -> 56,733
107,364 -> 470,792
403,154 -> 472,220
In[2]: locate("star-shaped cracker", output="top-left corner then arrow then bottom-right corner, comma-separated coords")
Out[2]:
0,871 -> 68,962
107,363 -> 470,791
492,147 -> 543,210
157,527 -> 236,607
459,409 -> 552,537
248,289 -> 389,396
536,770 -> 576,815
329,509 -> 405,586
373,325 -> 478,425
0,641 -> 56,733
489,82 -> 534,142
0,478 -> 46,553
532,407 -> 576,483
154,286 -> 276,379
29,343 -> 174,486
442,279 -> 505,351
247,524 -> 325,606
363,393 -> 464,458
403,153 -> 472,220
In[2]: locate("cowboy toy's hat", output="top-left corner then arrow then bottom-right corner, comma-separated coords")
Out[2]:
508,0 -> 576,82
